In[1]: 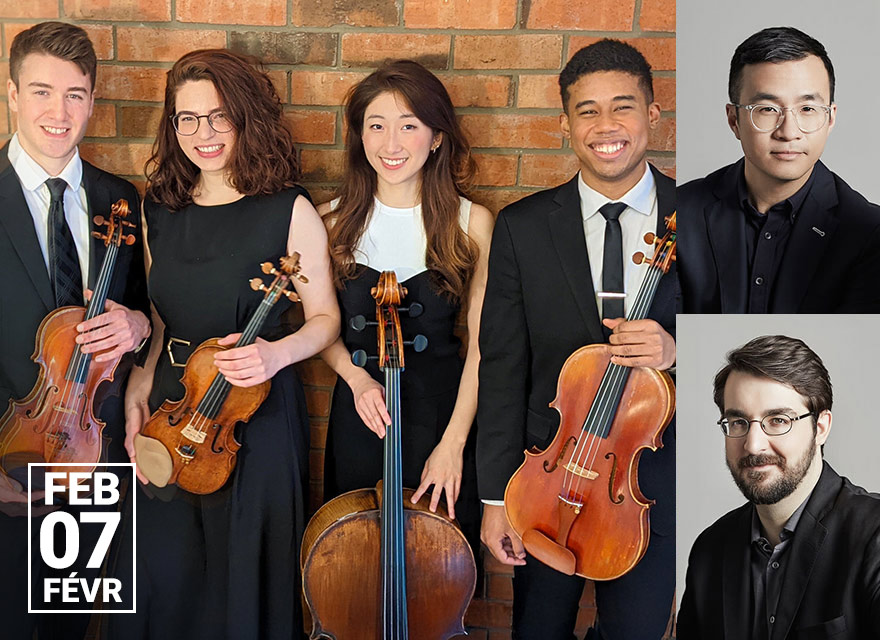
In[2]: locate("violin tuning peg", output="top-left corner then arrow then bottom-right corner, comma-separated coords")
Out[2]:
124,234 -> 136,246
404,335 -> 428,353
121,220 -> 136,228
283,289 -> 300,302
643,232 -> 656,245
261,262 -> 276,275
93,215 -> 106,226
632,252 -> 648,266
249,278 -> 266,292
350,315 -> 378,331
91,231 -> 104,240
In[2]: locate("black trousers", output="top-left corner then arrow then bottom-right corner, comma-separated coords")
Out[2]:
512,529 -> 674,640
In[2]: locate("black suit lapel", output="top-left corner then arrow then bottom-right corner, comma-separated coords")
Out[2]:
772,463 -> 838,640
82,162 -> 109,289
706,164 -> 749,313
652,164 -> 676,235
721,506 -> 753,640
547,176 -> 604,344
0,144 -> 55,311
771,162 -> 839,312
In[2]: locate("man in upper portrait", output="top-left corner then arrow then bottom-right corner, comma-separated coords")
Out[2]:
0,21 -> 150,639
478,39 -> 676,639
677,335 -> 880,639
678,27 -> 880,313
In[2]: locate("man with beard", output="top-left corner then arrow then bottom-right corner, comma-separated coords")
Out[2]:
677,335 -> 880,640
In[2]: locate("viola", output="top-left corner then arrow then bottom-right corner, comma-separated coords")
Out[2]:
301,271 -> 476,640
504,213 -> 677,580
135,254 -> 306,495
0,199 -> 136,491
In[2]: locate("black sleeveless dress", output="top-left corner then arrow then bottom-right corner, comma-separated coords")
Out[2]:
324,266 -> 481,553
118,188 -> 310,640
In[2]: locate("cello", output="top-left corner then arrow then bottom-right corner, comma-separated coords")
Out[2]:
134,254 -> 307,495
301,271 -> 476,640
504,213 -> 677,580
0,199 -> 136,491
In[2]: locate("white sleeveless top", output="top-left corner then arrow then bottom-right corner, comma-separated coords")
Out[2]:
331,196 -> 473,281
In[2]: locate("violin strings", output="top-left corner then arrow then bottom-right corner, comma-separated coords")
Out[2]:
50,241 -> 119,465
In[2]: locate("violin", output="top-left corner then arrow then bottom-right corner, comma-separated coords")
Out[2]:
504,213 -> 677,580
301,271 -> 476,640
135,254 -> 307,495
0,199 -> 136,491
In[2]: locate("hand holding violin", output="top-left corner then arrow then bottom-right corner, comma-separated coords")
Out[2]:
214,334 -> 290,387
77,289 -> 150,363
604,318 -> 676,370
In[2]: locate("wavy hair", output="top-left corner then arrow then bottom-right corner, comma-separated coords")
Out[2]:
326,60 -> 478,301
146,49 -> 300,210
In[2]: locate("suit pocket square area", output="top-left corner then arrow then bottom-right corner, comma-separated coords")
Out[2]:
795,614 -> 846,639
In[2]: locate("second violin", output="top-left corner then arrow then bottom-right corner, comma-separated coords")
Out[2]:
135,254 -> 307,495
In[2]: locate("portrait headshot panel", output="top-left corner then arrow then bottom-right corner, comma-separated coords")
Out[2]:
676,0 -> 880,202
675,313 -> 880,601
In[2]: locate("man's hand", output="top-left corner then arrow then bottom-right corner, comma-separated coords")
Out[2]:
481,503 -> 527,566
604,318 -> 675,370
76,290 -> 150,363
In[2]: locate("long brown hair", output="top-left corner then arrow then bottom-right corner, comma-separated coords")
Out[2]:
146,49 -> 300,210
327,60 -> 478,301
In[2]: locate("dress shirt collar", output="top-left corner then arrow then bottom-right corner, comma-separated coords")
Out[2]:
8,132 -> 84,194
736,163 -> 816,224
578,163 -> 655,222
750,489 -> 812,547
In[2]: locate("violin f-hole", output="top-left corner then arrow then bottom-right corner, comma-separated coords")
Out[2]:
544,435 -> 577,473
30,385 -> 59,429
211,423 -> 225,454
605,452 -> 624,504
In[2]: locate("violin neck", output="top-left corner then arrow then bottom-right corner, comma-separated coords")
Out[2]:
381,366 -> 409,639
625,261 -> 664,323
64,242 -> 121,384
196,295 -> 276,420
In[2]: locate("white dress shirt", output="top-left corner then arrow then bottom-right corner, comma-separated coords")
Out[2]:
578,163 -> 658,318
7,133 -> 91,287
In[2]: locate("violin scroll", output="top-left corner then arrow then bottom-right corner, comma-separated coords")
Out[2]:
91,199 -> 136,247
631,211 -> 677,271
252,253 -> 306,303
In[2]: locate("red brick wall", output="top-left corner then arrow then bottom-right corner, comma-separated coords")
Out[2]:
0,2 -> 675,637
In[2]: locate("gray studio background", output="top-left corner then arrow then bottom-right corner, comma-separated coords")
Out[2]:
676,0 -> 880,202
675,314 -> 880,602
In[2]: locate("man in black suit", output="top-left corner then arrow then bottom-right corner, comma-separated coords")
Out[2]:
0,22 -> 150,639
477,40 -> 677,640
677,335 -> 880,639
678,26 -> 880,313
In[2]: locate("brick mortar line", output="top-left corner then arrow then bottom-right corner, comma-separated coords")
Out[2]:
634,0 -> 644,31
1,17 -> 675,39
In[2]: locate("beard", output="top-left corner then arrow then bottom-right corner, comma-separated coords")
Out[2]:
726,440 -> 816,505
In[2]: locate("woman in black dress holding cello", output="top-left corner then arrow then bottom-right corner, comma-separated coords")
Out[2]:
118,49 -> 339,640
319,60 -> 493,547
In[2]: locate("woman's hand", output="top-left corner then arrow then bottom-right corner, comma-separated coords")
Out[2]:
411,437 -> 465,519
350,372 -> 391,438
214,334 -> 290,387
124,395 -> 150,484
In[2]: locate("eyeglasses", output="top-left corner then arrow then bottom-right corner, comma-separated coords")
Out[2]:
170,111 -> 233,136
718,412 -> 814,438
730,103 -> 832,133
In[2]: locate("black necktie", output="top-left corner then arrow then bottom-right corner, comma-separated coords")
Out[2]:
46,178 -> 83,308
599,202 -> 627,322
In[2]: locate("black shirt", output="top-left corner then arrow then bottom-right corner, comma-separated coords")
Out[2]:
736,167 -> 817,313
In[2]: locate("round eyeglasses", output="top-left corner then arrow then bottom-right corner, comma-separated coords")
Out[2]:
717,412 -> 814,438
730,103 -> 832,134
170,111 -> 234,136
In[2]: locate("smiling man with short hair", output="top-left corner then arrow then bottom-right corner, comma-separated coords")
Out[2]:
677,335 -> 880,639
678,27 -> 880,313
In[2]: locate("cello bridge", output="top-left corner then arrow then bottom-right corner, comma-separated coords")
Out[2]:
180,424 -> 207,444
563,461 -> 598,480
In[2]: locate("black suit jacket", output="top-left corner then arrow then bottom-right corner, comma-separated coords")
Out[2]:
477,165 -> 677,536
678,159 -> 880,313
0,142 -> 148,462
677,462 -> 880,640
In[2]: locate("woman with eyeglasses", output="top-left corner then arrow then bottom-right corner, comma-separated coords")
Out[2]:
318,60 -> 493,551
116,49 -> 339,640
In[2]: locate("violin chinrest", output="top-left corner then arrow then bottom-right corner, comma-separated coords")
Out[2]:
134,433 -> 174,487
